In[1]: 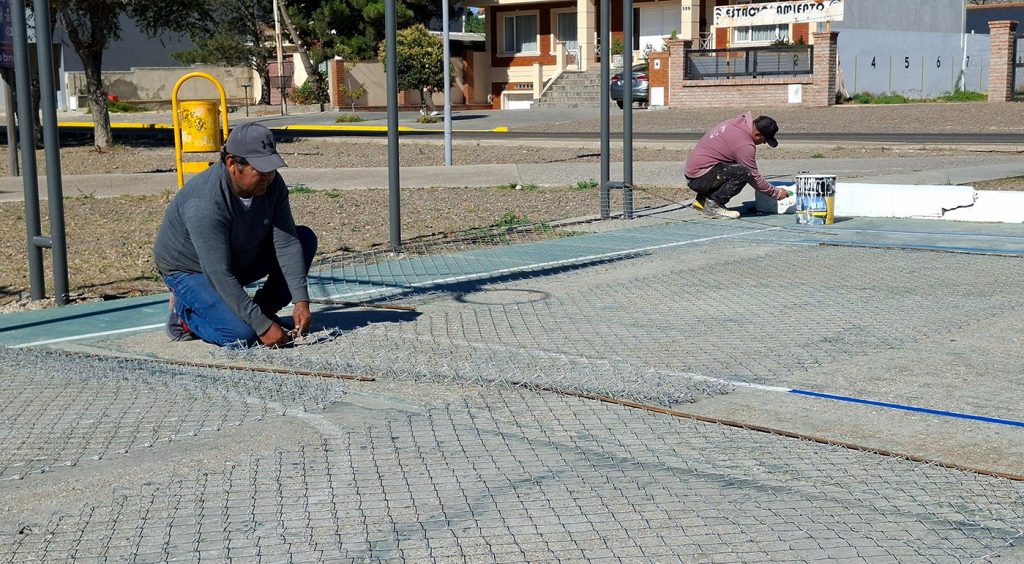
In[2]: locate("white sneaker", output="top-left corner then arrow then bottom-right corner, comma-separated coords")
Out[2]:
702,200 -> 740,219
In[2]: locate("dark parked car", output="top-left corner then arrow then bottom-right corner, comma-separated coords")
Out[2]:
610,64 -> 648,108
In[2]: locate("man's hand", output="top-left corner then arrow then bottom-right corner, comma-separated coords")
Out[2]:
292,301 -> 313,336
776,188 -> 792,201
259,322 -> 292,348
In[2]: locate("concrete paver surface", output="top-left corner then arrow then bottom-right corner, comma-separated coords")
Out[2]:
2,209 -> 1022,561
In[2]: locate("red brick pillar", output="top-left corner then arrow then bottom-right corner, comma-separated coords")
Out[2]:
806,31 -> 838,107
647,51 -> 669,106
988,20 -> 1018,103
666,39 -> 691,108
329,59 -> 346,110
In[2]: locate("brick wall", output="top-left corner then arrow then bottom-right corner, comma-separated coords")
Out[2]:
666,33 -> 835,108
988,20 -> 1018,103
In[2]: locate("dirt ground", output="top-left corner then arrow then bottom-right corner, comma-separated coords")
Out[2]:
0,132 -> 1020,311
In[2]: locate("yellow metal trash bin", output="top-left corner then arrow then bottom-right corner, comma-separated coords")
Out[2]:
178,100 -> 222,153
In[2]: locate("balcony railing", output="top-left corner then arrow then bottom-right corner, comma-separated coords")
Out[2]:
686,45 -> 813,80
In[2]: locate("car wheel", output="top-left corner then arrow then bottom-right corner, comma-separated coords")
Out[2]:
615,100 -> 624,109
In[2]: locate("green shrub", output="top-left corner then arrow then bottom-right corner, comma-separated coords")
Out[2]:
335,114 -> 364,123
611,37 -> 624,56
288,80 -> 326,105
416,115 -> 441,124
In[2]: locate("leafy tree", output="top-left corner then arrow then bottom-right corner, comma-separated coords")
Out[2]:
174,0 -> 275,105
378,24 -> 443,113
288,0 -> 450,61
464,10 -> 484,34
53,0 -> 209,149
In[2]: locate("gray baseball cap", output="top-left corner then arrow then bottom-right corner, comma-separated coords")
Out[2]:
225,122 -> 287,172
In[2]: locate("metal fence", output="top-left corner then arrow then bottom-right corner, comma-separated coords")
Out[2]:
686,45 -> 813,80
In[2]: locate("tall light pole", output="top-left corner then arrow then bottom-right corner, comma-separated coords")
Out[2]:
273,0 -> 287,115
442,0 -> 453,166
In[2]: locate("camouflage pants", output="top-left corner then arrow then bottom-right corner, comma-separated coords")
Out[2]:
686,163 -> 753,206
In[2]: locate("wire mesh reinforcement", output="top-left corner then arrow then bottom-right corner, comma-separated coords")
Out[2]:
0,349 -> 347,481
7,388 -> 1023,562
230,235 -> 1024,408
306,218 -> 786,304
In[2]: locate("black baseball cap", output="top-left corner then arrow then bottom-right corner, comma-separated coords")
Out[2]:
754,115 -> 779,148
225,122 -> 287,172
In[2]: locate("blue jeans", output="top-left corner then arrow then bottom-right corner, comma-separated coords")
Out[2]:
164,226 -> 318,347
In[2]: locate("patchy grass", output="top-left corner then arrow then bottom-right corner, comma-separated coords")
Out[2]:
497,212 -> 529,226
935,90 -> 987,103
335,114 -> 364,123
848,92 -> 914,104
288,184 -> 316,195
416,115 -> 441,124
573,179 -> 599,191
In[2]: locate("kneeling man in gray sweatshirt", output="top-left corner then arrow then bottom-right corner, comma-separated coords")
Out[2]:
154,122 -> 317,347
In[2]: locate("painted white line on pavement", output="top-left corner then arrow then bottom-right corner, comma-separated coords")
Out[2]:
11,323 -> 165,348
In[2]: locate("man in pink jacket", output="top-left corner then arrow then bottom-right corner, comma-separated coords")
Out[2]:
684,112 -> 789,219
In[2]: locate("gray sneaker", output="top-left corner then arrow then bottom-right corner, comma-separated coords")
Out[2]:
166,292 -> 195,341
702,200 -> 740,219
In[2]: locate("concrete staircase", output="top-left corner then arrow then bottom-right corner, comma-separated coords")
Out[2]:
534,69 -> 604,108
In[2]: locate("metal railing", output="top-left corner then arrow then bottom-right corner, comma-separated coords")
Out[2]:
685,45 -> 813,80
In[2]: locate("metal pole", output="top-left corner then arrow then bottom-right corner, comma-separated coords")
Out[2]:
273,0 -> 287,115
33,0 -> 69,304
10,0 -> 44,299
3,71 -> 18,176
442,0 -> 452,166
622,0 -> 634,218
385,0 -> 401,250
599,0 -> 610,219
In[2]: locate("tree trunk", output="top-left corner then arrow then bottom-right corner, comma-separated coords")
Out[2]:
82,52 -> 113,150
276,0 -> 315,84
276,0 -> 325,102
257,64 -> 272,105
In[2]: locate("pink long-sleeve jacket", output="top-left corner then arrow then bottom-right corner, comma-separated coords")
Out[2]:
684,112 -> 784,198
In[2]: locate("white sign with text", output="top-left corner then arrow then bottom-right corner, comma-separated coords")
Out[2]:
714,0 -> 844,28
